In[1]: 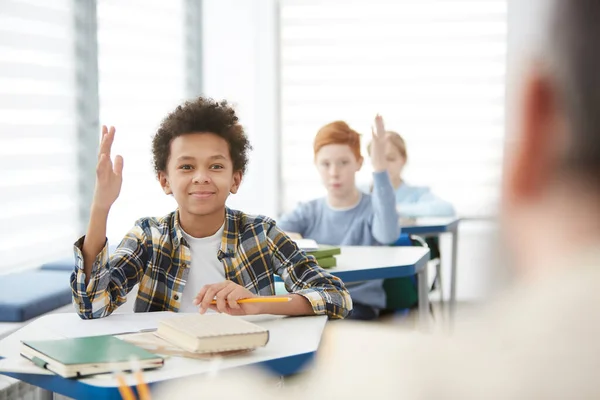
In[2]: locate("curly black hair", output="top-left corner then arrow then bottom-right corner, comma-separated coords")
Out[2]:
152,97 -> 251,175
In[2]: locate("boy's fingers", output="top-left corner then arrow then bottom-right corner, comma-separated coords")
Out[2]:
113,155 -> 124,175
194,286 -> 208,305
104,127 -> 115,158
227,291 -> 241,309
97,154 -> 111,174
201,287 -> 217,311
208,305 -> 219,313
214,288 -> 230,313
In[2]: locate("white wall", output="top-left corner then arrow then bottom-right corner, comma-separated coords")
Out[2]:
202,0 -> 279,218
201,0 -> 511,302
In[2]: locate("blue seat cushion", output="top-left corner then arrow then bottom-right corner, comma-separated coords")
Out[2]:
393,233 -> 413,246
40,257 -> 74,271
0,270 -> 72,322
41,245 -> 117,271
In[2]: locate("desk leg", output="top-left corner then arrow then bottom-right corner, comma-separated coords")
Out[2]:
449,227 -> 459,327
39,388 -> 54,400
418,262 -> 430,331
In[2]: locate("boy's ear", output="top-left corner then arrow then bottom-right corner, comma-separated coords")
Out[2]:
229,170 -> 242,194
158,171 -> 172,195
357,156 -> 364,171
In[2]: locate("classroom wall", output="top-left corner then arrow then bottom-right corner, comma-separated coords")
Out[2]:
202,0 -> 280,218
200,0 -> 511,302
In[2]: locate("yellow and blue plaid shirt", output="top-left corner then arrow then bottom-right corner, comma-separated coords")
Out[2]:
70,207 -> 352,319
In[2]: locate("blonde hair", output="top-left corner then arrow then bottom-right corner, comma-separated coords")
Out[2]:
367,130 -> 407,161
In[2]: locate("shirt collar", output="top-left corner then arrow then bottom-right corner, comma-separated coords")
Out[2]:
171,207 -> 239,259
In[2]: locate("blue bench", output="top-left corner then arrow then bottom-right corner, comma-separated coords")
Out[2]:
40,257 -> 75,271
41,245 -> 117,271
0,270 -> 73,322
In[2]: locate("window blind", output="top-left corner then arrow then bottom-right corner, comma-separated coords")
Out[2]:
97,0 -> 187,241
0,0 -> 78,271
279,0 -> 506,217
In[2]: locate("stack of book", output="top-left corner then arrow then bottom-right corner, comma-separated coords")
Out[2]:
19,314 -> 271,377
295,238 -> 341,269
306,244 -> 341,269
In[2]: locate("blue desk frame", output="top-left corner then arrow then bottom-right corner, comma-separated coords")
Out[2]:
0,351 -> 314,400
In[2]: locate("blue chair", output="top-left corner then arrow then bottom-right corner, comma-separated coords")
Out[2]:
383,233 -> 443,315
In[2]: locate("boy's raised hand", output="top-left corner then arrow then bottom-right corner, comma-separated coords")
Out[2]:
370,114 -> 388,172
92,125 -> 124,211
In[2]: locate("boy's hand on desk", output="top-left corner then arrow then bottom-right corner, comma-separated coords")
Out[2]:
194,281 -> 258,316
370,114 -> 388,172
92,125 -> 124,211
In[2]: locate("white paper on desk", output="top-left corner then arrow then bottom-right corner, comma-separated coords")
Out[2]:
0,357 -> 53,375
40,312 -> 181,338
294,238 -> 319,251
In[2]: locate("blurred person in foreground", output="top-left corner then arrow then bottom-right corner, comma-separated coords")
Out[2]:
155,0 -> 600,397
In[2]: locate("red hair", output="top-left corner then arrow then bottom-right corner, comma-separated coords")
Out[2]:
313,121 -> 362,160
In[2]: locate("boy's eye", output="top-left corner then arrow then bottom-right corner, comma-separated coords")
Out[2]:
180,164 -> 193,170
341,160 -> 349,165
210,164 -> 224,170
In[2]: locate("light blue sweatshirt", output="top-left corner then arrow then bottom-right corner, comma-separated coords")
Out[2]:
277,171 -> 400,311
394,183 -> 455,217
359,181 -> 455,218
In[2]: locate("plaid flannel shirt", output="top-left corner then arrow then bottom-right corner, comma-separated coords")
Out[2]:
71,207 -> 352,319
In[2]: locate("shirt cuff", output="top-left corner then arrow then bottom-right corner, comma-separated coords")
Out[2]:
73,236 -> 109,277
294,288 -> 329,316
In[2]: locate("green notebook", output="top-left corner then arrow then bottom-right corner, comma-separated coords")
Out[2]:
315,256 -> 337,269
21,335 -> 164,378
307,245 -> 341,259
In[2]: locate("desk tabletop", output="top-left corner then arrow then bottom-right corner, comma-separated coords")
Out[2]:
0,312 -> 327,399
327,246 -> 430,282
399,217 -> 461,235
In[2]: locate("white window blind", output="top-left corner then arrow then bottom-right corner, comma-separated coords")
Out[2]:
97,0 -> 187,241
0,0 -> 78,272
279,0 -> 506,217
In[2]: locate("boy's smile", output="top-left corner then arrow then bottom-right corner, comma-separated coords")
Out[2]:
158,132 -> 241,236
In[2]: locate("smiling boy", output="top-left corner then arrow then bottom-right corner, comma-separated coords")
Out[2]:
70,97 -> 352,319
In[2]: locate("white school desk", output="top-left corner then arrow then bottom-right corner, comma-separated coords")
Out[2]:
332,246 -> 431,323
274,246 -> 431,322
400,218 -> 461,321
0,312 -> 327,400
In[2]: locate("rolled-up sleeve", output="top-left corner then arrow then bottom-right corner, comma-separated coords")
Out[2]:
70,225 -> 147,319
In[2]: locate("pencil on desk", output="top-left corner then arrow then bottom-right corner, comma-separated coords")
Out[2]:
130,357 -> 152,400
134,370 -> 151,400
209,297 -> 292,305
115,373 -> 136,400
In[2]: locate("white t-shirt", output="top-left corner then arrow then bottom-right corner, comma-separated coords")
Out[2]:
179,223 -> 226,312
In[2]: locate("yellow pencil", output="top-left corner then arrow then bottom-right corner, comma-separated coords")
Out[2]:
209,297 -> 291,305
115,374 -> 136,400
130,357 -> 152,400
134,370 -> 151,400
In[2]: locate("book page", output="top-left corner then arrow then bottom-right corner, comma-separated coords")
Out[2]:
161,314 -> 267,338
